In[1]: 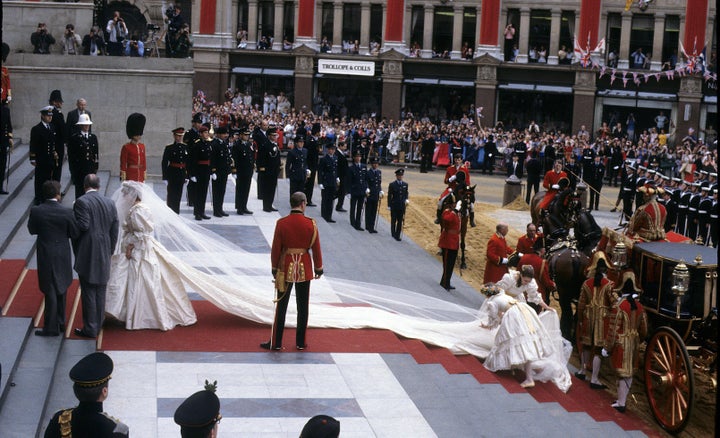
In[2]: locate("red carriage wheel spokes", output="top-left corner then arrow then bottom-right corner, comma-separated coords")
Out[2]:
644,327 -> 695,433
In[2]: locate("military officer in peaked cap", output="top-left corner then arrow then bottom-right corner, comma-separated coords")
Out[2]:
174,384 -> 222,438
30,106 -> 58,205
364,156 -> 382,233
162,127 -> 189,214
231,125 -> 255,215
299,414 -> 340,438
44,352 -> 128,437
286,134 -> 309,197
210,125 -> 233,217
387,168 -> 409,241
48,89 -> 67,182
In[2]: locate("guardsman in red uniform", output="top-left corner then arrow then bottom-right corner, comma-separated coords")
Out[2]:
1,43 -> 11,103
626,182 -> 667,241
516,223 -> 540,254
483,223 -> 514,283
262,191 -> 323,351
435,154 -> 472,224
576,251 -> 618,389
438,194 -> 461,291
538,160 -> 568,210
602,272 -> 648,413
119,113 -> 146,182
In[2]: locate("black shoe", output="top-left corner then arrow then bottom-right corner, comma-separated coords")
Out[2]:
0,190 -> 8,195
611,402 -> 626,413
260,341 -> 281,351
237,210 -> 244,215
610,207 -> 618,212
201,215 -> 212,220
444,285 -> 456,290
270,207 -> 279,211
325,218 -> 336,223
574,372 -> 586,381
394,236 -> 401,241
243,209 -> 253,215
74,328 -> 95,338
263,209 -> 274,212
590,382 -> 608,390
356,227 -> 364,231
195,215 -> 203,221
35,330 -> 59,337
296,344 -> 307,350
306,203 -> 317,207
221,211 -> 230,217
213,213 -> 224,218
368,229 -> 378,234
336,208 -> 347,212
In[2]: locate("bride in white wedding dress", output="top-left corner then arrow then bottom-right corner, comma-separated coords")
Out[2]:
105,182 -> 572,392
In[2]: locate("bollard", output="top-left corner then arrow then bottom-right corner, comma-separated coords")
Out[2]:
503,176 -> 523,206
576,182 -> 588,207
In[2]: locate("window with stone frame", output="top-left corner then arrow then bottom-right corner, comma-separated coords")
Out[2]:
256,0 -> 275,44
528,10 -> 551,62
606,12 -> 622,66
461,7 -> 477,54
321,2 -> 333,44
282,1 -> 294,43
409,5 -> 425,50
369,4 -> 383,48
342,3 -> 362,50
432,6 -> 453,57
629,14 -> 654,66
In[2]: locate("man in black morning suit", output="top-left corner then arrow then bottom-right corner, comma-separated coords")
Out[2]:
30,106 -> 57,205
72,174 -> 119,338
231,125 -> 255,215
387,168 -> 409,241
66,114 -> 99,200
28,180 -> 79,336
334,141 -> 349,212
65,98 -> 91,137
161,127 -> 188,214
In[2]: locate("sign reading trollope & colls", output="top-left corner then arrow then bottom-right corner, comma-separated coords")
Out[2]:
318,59 -> 375,76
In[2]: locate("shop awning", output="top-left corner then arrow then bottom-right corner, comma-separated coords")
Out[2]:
231,67 -> 263,74
231,67 -> 294,76
404,78 -> 439,85
498,83 -> 535,91
263,68 -> 294,76
438,79 -> 475,87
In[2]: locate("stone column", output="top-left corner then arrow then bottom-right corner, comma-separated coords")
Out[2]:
676,76 -> 703,141
476,0 -> 501,60
247,0 -> 258,50
450,5 -> 463,59
294,50 -> 315,112
231,0 -> 239,40
380,53 -> 404,120
516,8 -> 530,63
217,0 -> 235,49
383,0 -> 404,52
474,59 -> 499,127
617,12 -> 632,69
332,1 -> 342,52
548,10 -> 561,65
272,0 -> 284,50
421,5 -> 434,59
572,69 -> 597,135
650,13 -> 665,71
360,1 -> 371,54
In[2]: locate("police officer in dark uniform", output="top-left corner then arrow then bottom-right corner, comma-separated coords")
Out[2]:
188,125 -> 213,220
256,127 -> 281,212
161,127 -> 188,214
387,168 -> 409,241
211,126 -> 233,217
303,123 -> 321,206
231,125 -> 254,215
286,134 -> 309,197
67,114 -> 99,200
420,131 -> 435,173
48,90 -> 67,182
334,140 -> 350,212
697,186 -> 712,244
29,106 -> 57,205
581,143 -> 596,182
608,140 -> 624,186
318,142 -> 338,222
709,188 -> 718,247
352,136 -> 370,165
365,156 -> 382,233
173,382 -> 222,438
620,164 -> 636,223
563,155 -> 580,189
348,150 -> 368,230
687,182 -> 702,240
44,352 -> 129,437
183,113 -> 203,207
676,181 -> 691,235
587,154 -> 605,211
661,188 -> 677,233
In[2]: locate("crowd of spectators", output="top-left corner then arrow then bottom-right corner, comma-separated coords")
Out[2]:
192,89 -> 717,181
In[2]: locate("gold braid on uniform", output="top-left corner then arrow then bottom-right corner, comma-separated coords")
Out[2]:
59,409 -> 73,437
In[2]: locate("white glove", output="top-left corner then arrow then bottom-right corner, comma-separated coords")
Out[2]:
319,184 -> 325,190
537,226 -> 543,234
211,173 -> 217,181
501,258 -> 508,265
230,174 -> 237,181
190,176 -> 197,182
5,96 -> 10,103
336,177 -> 340,184
405,199 -> 410,205
518,252 -> 524,258
601,348 -> 609,358
449,175 -> 457,182
365,188 -> 370,195
448,188 -> 453,193
455,201 -> 462,211
379,191 -> 385,198
551,184 -> 559,189
306,169 -> 311,176
162,180 -> 168,186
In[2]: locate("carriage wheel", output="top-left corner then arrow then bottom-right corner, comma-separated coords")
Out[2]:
644,326 -> 695,433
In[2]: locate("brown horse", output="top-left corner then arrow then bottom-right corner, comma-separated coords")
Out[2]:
531,188 -> 583,246
456,184 -> 476,269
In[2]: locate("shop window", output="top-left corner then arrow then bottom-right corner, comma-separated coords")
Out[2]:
432,6 -> 453,58
282,1 -> 294,45
409,5 -> 424,56
528,10 -> 551,63
257,0 -> 274,49
629,14 -> 654,68
606,13 -> 621,67
237,0 -> 249,45
461,7 -> 476,59
661,15 -> 679,70
342,3 -> 361,53
559,11 -> 575,62
321,2 -> 333,45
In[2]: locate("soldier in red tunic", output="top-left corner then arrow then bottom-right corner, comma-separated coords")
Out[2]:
483,223 -> 514,283
515,223 -> 541,254
602,272 -> 647,413
120,113 -> 146,182
435,154 -> 473,225
626,182 -> 667,241
438,194 -> 461,291
576,251 -> 618,389
261,192 -> 323,351
538,160 -> 567,210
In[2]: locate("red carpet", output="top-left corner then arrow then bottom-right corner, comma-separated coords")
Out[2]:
4,269 -> 44,317
0,259 -> 26,308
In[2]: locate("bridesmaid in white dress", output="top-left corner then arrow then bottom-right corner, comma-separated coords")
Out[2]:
106,181 -> 197,330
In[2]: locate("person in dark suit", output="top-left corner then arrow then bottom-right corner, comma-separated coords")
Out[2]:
210,126 -> 233,217
525,150 -> 542,204
256,127 -> 281,212
173,384 -> 222,437
231,125 -> 254,215
72,174 -> 119,338
387,168 -> 409,241
317,143 -> 338,222
188,125 -> 213,220
286,134 -> 309,197
661,189 -> 678,233
506,153 -> 522,178
334,141 -> 349,212
65,98 -> 91,137
30,106 -> 58,205
28,180 -> 79,336
44,352 -> 128,437
66,114 -> 99,200
364,156 -> 382,233
587,154 -> 605,211
420,131 -> 435,173
48,90 -> 66,182
348,150 -> 368,230
303,124 -> 321,206
0,100 -> 12,195
482,134 -> 498,175
161,127 -> 188,214
183,113 -> 203,207
253,120 -> 272,200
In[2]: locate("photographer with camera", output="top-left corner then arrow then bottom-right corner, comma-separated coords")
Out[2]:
62,24 -> 82,55
31,23 -> 56,54
82,26 -> 106,56
124,34 -> 144,57
172,24 -> 193,58
164,4 -> 187,58
106,11 -> 128,56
